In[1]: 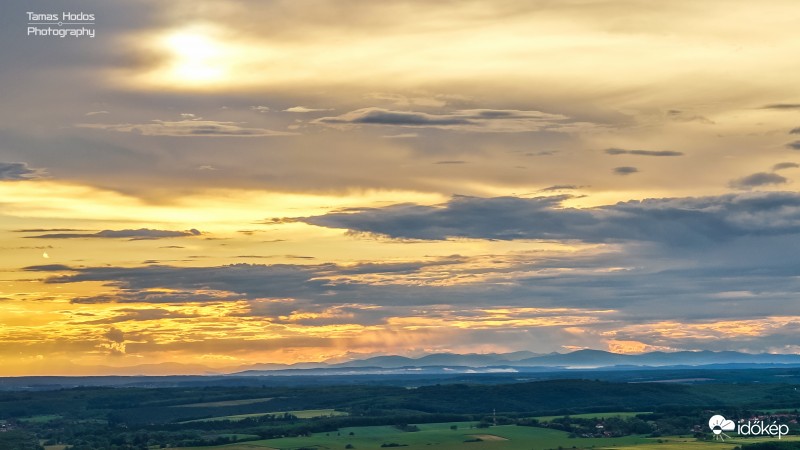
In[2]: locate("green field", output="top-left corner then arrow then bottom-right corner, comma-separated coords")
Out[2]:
288,409 -> 350,419
599,436 -> 738,450
610,435 -> 800,450
17,414 -> 62,423
172,420 -> 800,450
534,411 -> 650,422
175,421 -> 653,450
174,397 -> 275,408
181,408 -> 349,423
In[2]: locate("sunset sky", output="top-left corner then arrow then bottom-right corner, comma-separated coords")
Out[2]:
2,0 -> 800,376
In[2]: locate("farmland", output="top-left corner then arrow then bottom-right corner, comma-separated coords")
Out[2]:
181,409 -> 349,423
173,422 -> 653,450
2,375 -> 800,449
171,421 -> 800,450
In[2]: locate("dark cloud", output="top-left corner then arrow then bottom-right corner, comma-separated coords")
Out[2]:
382,133 -> 419,139
312,108 -> 591,133
789,127 -> 800,134
105,327 -> 125,343
303,193 -> 800,246
539,185 -> 583,192
613,166 -> 639,175
605,148 -> 683,157
24,228 -> 202,240
316,108 -> 471,126
772,162 -> 799,171
69,289 -> 242,304
434,160 -> 467,164
0,162 -> 44,180
762,104 -> 800,110
22,258 -> 491,311
729,172 -> 788,189
81,309 -> 200,324
24,264 -> 73,271
14,228 -> 88,233
26,263 -> 329,303
787,141 -> 800,150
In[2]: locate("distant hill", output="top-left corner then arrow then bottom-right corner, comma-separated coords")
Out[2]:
329,352 -> 540,369
515,349 -> 800,368
18,349 -> 800,378
231,349 -> 800,376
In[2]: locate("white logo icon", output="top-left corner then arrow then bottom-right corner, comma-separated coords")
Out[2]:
708,415 -> 735,441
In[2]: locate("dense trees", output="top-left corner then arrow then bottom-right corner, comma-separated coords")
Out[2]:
0,431 -> 43,450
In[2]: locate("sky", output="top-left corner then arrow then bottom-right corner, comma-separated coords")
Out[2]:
1,0 -> 800,376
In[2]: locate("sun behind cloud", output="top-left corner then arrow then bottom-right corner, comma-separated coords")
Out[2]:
163,26 -> 228,85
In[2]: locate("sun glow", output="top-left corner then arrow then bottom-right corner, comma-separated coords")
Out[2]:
161,26 -> 229,86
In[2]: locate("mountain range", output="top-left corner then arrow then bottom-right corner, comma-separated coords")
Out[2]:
25,350 -> 800,377
232,349 -> 800,376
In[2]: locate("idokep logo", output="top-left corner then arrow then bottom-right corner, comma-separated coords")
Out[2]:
708,415 -> 735,440
708,414 -> 790,441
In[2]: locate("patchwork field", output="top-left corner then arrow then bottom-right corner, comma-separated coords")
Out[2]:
175,421 -> 653,450
174,420 -> 800,450
181,408 -> 349,423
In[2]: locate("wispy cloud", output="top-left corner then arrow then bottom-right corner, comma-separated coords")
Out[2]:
76,120 -> 295,137
23,228 -> 202,240
284,106 -> 332,113
773,162 -> 799,171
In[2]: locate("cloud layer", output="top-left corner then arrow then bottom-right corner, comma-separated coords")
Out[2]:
303,193 -> 800,246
